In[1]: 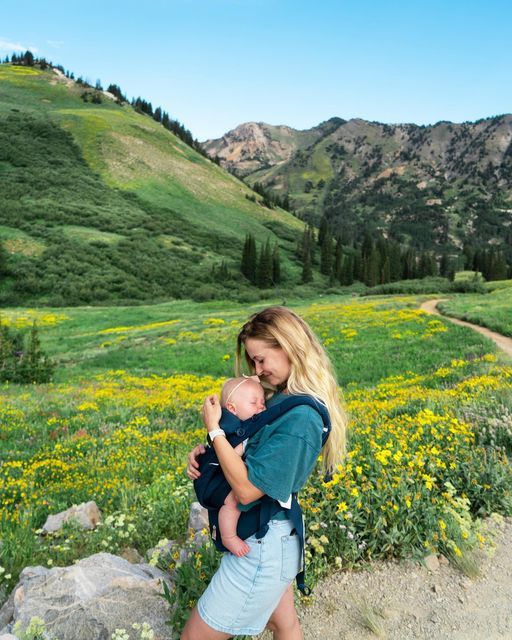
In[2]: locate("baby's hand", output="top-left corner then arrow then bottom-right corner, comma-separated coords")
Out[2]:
202,394 -> 222,432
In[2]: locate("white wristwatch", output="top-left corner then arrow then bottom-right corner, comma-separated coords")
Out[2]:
208,428 -> 226,444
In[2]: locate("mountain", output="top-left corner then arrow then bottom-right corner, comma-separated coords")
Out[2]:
0,63 -> 303,306
202,118 -> 344,176
204,117 -> 512,253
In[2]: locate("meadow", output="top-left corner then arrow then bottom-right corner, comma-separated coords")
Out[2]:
439,282 -> 512,336
1,294 -> 512,637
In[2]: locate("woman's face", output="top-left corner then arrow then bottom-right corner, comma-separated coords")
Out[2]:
244,338 -> 291,388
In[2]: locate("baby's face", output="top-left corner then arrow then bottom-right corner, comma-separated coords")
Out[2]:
228,381 -> 266,421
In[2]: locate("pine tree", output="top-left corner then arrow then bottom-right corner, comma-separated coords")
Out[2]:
320,228 -> 334,276
381,256 -> 391,284
272,243 -> 281,284
23,51 -> 34,66
0,241 -> 8,278
389,242 -> 402,281
241,235 -> 250,279
257,240 -> 273,288
339,254 -> 355,286
300,228 -> 313,283
241,234 -> 257,284
361,231 -> 373,261
247,235 -> 257,284
364,249 -> 380,286
318,216 -> 329,247
334,237 -> 343,281
439,254 -> 450,278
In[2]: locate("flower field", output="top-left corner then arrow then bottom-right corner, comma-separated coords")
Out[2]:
1,294 -> 512,629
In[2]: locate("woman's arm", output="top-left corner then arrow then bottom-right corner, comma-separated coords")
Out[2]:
202,394 -> 264,505
212,436 -> 264,504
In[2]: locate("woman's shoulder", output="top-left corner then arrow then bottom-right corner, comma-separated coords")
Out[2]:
270,401 -> 324,439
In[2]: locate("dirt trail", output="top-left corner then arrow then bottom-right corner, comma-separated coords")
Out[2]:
258,299 -> 512,639
420,299 -> 512,358
280,517 -> 512,640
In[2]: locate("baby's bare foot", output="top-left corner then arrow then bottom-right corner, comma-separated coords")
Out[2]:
223,535 -> 250,557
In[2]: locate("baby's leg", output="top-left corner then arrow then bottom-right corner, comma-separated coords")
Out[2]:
218,490 -> 250,557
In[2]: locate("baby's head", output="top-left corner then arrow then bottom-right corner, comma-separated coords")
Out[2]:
221,376 -> 266,421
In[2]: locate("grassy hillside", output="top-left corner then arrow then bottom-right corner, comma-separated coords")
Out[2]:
0,64 -> 304,305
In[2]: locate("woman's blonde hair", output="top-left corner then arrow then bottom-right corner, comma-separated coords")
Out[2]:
236,306 -> 347,472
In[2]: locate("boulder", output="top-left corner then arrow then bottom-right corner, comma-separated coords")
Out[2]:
41,501 -> 101,535
0,553 -> 173,640
187,502 -> 208,532
120,547 -> 144,564
146,539 -> 178,566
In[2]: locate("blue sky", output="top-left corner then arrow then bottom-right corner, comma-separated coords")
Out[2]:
2,0 -> 511,140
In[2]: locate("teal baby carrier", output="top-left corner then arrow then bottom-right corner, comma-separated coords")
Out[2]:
194,395 -> 331,595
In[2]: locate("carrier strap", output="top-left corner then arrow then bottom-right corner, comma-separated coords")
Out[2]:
288,422 -> 331,595
222,395 -> 331,450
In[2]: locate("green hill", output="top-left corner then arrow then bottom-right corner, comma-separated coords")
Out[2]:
0,64 -> 304,305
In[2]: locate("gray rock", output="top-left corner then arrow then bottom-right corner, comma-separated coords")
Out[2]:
41,501 -> 101,535
146,539 -> 178,565
187,502 -> 209,532
423,553 -> 440,572
0,634 -> 19,639
120,546 -> 144,564
0,552 -> 173,640
192,530 -> 210,549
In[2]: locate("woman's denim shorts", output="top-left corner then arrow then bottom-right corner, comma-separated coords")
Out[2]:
197,518 -> 301,636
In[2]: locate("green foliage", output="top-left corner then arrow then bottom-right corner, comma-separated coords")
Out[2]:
0,66 -> 305,306
0,321 -> 54,383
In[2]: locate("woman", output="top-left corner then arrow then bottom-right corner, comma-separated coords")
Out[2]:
183,306 -> 347,640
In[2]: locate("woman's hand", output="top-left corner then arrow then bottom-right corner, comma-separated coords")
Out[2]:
186,444 -> 206,480
202,394 -> 222,432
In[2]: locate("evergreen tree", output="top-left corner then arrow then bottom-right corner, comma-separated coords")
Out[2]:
439,254 -> 450,278
353,251 -> 364,282
257,240 -> 273,288
23,50 -> 34,66
320,227 -> 334,276
334,237 -> 343,281
153,107 -> 162,123
241,234 -> 257,284
0,321 -> 54,383
272,243 -> 281,285
0,242 -> 8,278
300,228 -> 313,283
402,248 -> 417,280
318,216 -> 329,247
462,243 -> 475,270
361,230 -> 373,260
389,242 -> 402,281
364,249 -> 380,286
380,256 -> 391,284
339,254 -> 355,286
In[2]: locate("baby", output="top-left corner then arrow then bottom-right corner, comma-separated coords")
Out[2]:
217,375 -> 266,556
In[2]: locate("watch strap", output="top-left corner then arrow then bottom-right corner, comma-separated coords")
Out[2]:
207,428 -> 226,444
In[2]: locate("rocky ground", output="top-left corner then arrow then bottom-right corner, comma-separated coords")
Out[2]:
259,516 -> 512,640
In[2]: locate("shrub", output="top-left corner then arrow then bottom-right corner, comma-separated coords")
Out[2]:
0,321 -> 55,383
